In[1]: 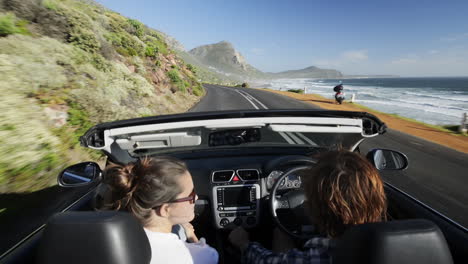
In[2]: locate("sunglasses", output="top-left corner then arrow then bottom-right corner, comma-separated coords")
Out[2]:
168,189 -> 197,204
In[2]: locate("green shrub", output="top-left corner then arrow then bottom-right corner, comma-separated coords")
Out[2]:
67,101 -> 94,143
42,0 -> 59,11
143,35 -> 168,55
127,47 -> 138,56
116,47 -> 129,56
57,7 -> 101,53
91,54 -> 111,72
68,27 -> 101,53
167,69 -> 181,83
287,89 -> 304,94
127,19 -> 144,37
186,64 -> 196,74
145,45 -> 157,58
105,32 -> 144,56
0,13 -> 30,37
193,84 -> 204,96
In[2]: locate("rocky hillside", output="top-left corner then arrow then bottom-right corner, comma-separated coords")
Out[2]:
184,41 -> 342,81
0,0 -> 204,192
189,41 -> 264,78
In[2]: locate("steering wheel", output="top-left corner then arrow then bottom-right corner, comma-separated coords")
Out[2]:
267,157 -> 317,239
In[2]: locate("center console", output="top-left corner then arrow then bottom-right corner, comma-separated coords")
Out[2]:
211,170 -> 261,228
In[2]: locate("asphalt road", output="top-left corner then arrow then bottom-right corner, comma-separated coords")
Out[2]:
192,84 -> 468,228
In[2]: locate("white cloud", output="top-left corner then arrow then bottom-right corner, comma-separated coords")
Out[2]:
391,55 -> 419,64
440,33 -> 468,42
342,50 -> 368,61
383,49 -> 468,76
314,50 -> 369,69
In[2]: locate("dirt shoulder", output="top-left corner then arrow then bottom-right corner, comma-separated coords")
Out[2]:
258,89 -> 468,154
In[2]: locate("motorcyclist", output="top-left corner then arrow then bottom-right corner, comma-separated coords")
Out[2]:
333,83 -> 345,104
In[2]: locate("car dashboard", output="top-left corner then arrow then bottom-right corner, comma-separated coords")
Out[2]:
172,147 -> 315,230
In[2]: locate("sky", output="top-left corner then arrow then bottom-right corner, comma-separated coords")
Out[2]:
94,0 -> 468,77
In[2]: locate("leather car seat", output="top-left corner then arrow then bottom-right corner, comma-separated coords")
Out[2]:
36,211 -> 151,264
333,219 -> 453,264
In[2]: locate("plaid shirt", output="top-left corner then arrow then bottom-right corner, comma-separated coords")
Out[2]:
242,237 -> 334,264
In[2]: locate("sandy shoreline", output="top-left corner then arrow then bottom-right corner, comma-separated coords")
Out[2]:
257,89 -> 468,154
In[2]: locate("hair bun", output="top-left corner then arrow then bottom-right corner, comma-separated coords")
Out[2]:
103,163 -> 138,207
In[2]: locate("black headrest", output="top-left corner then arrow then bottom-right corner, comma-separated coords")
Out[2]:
333,219 -> 453,264
36,211 -> 151,264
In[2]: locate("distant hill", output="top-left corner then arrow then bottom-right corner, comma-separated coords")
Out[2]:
268,66 -> 342,79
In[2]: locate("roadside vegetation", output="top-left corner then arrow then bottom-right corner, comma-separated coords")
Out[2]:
0,0 -> 205,193
287,89 -> 304,94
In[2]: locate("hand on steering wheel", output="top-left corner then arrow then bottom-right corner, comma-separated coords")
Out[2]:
268,158 -> 317,240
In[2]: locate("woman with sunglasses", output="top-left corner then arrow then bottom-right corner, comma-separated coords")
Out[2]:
95,156 -> 218,264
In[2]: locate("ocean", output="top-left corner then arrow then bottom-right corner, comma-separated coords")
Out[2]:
261,77 -> 468,126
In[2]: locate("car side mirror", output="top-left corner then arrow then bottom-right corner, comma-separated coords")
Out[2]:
366,149 -> 408,170
58,162 -> 102,187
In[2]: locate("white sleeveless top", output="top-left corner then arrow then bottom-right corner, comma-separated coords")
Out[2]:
144,229 -> 218,264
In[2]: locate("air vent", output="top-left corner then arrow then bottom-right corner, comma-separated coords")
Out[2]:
237,169 -> 259,181
212,170 -> 235,182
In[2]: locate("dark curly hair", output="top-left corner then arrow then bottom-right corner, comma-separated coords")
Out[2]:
303,150 -> 387,237
94,156 -> 188,226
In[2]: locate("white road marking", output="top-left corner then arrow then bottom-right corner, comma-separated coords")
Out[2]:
278,132 -> 296,144
294,132 -> 318,146
235,90 -> 268,109
286,132 -> 305,144
232,88 -> 317,147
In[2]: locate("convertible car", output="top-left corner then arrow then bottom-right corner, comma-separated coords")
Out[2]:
1,109 -> 466,264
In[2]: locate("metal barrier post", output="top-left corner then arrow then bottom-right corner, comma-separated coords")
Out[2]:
351,94 -> 356,103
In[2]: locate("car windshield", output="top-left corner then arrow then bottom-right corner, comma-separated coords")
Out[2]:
121,126 -> 363,157
86,114 -> 371,160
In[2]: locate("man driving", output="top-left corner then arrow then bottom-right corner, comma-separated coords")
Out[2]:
229,150 -> 387,263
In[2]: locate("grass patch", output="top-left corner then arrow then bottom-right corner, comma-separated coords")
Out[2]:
287,89 -> 304,94
0,124 -> 16,131
186,64 -> 196,74
177,82 -> 187,93
0,13 -> 30,37
143,35 -> 168,55
67,101 -> 94,143
193,84 -> 204,96
42,0 -> 59,11
105,32 -> 144,56
167,69 -> 182,83
127,19 -> 144,38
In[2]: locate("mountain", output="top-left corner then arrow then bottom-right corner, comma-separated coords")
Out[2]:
187,41 -> 343,80
188,41 -> 265,80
